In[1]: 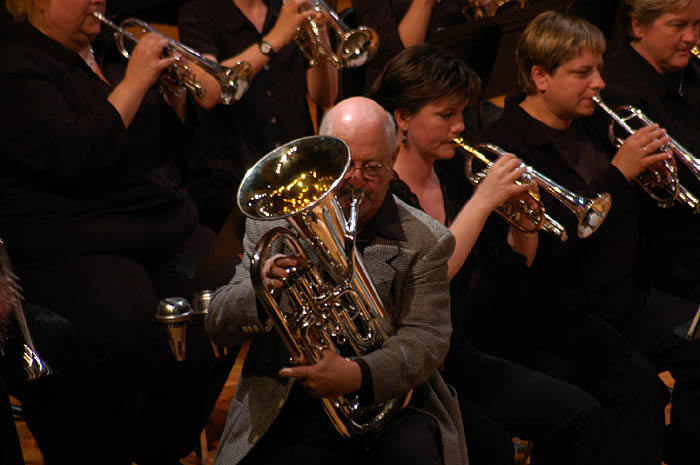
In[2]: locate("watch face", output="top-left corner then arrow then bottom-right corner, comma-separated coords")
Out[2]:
260,41 -> 272,55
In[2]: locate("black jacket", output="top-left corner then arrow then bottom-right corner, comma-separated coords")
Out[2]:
602,41 -> 700,301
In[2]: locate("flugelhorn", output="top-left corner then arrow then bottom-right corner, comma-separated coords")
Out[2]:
92,11 -> 251,104
456,138 -> 612,241
0,238 -> 52,381
593,95 -> 700,212
464,0 -> 529,20
295,0 -> 379,68
237,135 -> 409,438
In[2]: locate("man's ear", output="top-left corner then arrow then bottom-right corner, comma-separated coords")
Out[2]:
531,65 -> 549,93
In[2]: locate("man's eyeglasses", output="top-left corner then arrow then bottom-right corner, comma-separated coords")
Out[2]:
345,162 -> 392,180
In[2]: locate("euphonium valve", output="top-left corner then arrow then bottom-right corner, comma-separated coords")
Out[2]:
93,11 -> 251,104
237,135 -> 409,438
456,138 -> 611,241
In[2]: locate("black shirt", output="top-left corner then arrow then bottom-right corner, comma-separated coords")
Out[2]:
0,21 -> 197,262
178,0 -> 314,163
602,41 -> 700,301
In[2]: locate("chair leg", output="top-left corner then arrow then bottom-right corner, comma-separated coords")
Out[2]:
199,429 -> 209,465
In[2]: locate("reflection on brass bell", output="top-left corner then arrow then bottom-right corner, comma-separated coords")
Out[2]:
155,297 -> 192,362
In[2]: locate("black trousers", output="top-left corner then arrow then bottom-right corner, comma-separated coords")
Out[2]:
10,225 -> 238,465
0,371 -> 23,465
238,383 -> 443,465
516,288 -> 700,465
446,347 -> 604,465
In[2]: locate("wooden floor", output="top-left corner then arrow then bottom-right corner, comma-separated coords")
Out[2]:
13,343 -> 250,465
12,348 -> 675,464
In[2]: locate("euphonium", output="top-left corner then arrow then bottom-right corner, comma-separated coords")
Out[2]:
0,238 -> 52,381
593,95 -> 700,212
93,11 -> 251,104
455,138 -> 612,241
295,0 -> 379,68
237,135 -> 409,438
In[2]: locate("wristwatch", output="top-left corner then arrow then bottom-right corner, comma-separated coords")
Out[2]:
259,40 -> 276,58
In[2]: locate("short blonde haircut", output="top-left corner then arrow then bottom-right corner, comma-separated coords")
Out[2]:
516,11 -> 606,95
626,0 -> 695,25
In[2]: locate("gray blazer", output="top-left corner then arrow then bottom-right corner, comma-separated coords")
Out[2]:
206,195 -> 469,465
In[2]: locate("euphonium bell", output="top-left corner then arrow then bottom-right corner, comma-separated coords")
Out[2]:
237,135 -> 410,438
456,138 -> 612,241
93,11 -> 251,104
593,95 -> 700,212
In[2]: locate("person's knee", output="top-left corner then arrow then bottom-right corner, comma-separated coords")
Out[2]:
367,410 -> 443,465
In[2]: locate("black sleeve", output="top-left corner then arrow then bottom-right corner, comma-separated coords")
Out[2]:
0,52 -> 131,182
178,1 -> 221,59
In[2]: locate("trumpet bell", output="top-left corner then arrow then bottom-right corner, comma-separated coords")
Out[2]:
337,26 -> 379,68
577,193 -> 611,238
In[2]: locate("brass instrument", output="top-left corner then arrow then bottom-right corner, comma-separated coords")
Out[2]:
692,45 -> 699,59
296,0 -> 379,68
593,95 -> 700,212
465,0 -> 529,20
0,238 -> 52,381
456,138 -> 612,241
155,290 -> 228,361
237,135 -> 409,438
92,11 -> 251,104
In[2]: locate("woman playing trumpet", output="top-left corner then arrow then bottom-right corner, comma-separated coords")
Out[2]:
0,0 -> 236,462
474,10 -> 700,465
602,0 -> 700,302
370,43 -> 605,465
177,0 -> 339,231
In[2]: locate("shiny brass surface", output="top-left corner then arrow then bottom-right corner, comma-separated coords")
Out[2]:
456,138 -> 612,240
93,11 -> 251,104
238,135 -> 410,438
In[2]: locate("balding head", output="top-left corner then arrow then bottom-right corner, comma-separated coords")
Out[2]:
319,97 -> 399,227
320,97 -> 397,162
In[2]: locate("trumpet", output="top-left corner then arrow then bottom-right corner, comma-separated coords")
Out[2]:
295,0 -> 379,68
0,238 -> 52,381
92,11 -> 251,104
456,138 -> 612,241
465,0 -> 529,20
592,95 -> 700,212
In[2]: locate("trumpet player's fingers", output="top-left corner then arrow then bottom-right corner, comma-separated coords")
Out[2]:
123,34 -> 176,90
612,124 -> 671,181
267,0 -> 316,50
478,154 -> 530,202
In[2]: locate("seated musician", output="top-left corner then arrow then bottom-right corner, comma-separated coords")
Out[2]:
176,0 -> 339,231
369,43 -> 605,465
352,0 -> 504,141
0,0 -> 236,463
471,10 -> 700,465
602,0 -> 700,302
206,96 -> 467,465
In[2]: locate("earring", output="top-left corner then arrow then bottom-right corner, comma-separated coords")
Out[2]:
401,130 -> 408,147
